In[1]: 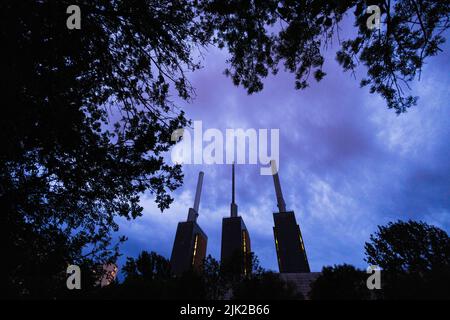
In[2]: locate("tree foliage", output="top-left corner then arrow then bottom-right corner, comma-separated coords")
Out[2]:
309,264 -> 371,300
122,251 -> 171,282
365,220 -> 450,299
202,255 -> 229,299
203,0 -> 449,113
337,0 -> 450,112
232,271 -> 303,300
310,221 -> 450,300
365,220 -> 450,273
113,251 -> 300,299
1,0 -> 206,297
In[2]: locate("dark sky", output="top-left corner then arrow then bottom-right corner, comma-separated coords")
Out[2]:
117,29 -> 450,273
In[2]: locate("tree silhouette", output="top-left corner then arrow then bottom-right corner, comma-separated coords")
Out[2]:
122,251 -> 171,282
202,0 -> 449,113
336,0 -> 449,113
1,0 -> 205,297
114,252 -> 215,299
118,251 -> 200,300
365,220 -> 450,299
99,251 -> 299,299
309,264 -> 371,300
232,271 -> 303,300
202,255 -> 228,300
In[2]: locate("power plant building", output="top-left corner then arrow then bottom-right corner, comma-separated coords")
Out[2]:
271,161 -> 310,273
170,172 -> 208,275
220,164 -> 252,275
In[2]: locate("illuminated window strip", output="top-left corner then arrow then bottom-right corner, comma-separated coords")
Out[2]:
274,230 -> 282,270
242,231 -> 248,275
192,234 -> 199,266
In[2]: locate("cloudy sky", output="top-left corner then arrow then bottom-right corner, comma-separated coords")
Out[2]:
117,25 -> 450,273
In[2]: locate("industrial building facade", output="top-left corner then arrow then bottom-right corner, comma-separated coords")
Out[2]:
221,216 -> 252,275
273,211 -> 310,273
170,172 -> 208,275
271,160 -> 310,273
220,163 -> 252,275
170,161 -> 310,276
170,220 -> 208,275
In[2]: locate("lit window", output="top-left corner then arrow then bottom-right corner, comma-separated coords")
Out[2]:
191,234 -> 199,266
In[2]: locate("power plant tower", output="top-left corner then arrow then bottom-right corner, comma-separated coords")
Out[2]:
170,172 -> 208,275
271,160 -> 310,273
220,163 -> 251,275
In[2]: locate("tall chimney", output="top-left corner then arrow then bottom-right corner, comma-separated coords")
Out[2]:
231,163 -> 238,217
187,171 -> 204,222
193,171 -> 204,212
271,160 -> 287,213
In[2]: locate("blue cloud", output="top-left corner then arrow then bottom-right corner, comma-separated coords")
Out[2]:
117,33 -> 450,273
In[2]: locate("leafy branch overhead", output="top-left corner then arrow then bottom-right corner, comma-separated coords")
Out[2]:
202,0 -> 450,113
337,0 -> 450,113
2,0 -> 209,296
